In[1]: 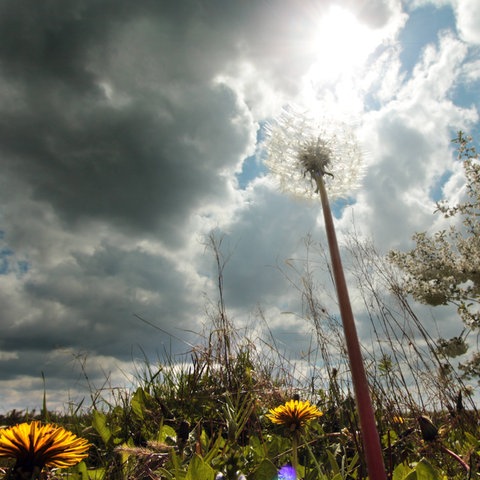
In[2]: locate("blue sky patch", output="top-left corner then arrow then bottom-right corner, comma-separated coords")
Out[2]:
0,244 -> 30,276
0,247 -> 14,275
237,123 -> 268,189
450,59 -> 480,113
430,169 -> 453,202
332,196 -> 357,219
399,4 -> 456,76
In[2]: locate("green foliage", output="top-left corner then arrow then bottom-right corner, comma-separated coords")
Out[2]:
1,336 -> 478,480
251,459 -> 277,480
392,459 -> 446,480
185,454 -> 215,480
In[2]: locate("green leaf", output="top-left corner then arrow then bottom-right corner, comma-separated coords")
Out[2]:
253,459 -> 278,480
92,410 -> 112,446
249,435 -> 267,462
130,387 -> 147,420
347,452 -> 359,472
464,431 -> 480,450
158,424 -> 177,443
82,466 -> 106,480
414,458 -> 441,480
393,463 -> 415,480
185,454 -> 215,480
203,434 -> 226,464
170,448 -> 182,476
326,449 -> 341,475
75,461 -> 88,476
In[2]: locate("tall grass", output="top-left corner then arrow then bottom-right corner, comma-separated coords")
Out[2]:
0,234 -> 478,479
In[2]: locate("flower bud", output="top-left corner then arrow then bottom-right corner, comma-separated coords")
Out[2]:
418,415 -> 439,441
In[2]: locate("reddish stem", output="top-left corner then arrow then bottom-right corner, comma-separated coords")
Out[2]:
439,444 -> 470,473
315,174 -> 387,480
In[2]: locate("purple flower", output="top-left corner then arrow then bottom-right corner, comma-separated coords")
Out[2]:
278,464 -> 297,480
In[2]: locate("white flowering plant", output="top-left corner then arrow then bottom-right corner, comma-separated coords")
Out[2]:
389,132 -> 479,326
389,131 -> 480,378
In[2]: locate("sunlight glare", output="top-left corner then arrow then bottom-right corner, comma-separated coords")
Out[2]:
309,5 -> 380,82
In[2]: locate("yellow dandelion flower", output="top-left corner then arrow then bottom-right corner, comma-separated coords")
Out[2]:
392,415 -> 405,425
0,421 -> 90,479
266,400 -> 323,432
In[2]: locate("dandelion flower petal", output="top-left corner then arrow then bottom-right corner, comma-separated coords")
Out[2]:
0,421 -> 90,475
266,399 -> 322,432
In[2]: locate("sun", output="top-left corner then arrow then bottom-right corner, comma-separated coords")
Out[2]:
308,5 -> 381,82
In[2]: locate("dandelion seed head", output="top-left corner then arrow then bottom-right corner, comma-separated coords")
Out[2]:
264,107 -> 365,200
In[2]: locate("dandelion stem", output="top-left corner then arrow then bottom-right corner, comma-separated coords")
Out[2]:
314,173 -> 387,480
292,432 -> 299,474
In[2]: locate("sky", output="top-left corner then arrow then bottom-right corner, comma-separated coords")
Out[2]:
0,0 -> 479,413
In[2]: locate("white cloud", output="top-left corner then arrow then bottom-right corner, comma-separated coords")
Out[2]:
406,0 -> 480,45
455,0 -> 480,44
342,29 -> 477,251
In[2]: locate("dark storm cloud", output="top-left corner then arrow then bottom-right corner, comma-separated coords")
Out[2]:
0,1 -> 101,91
0,84 -> 248,244
0,242 -> 197,358
0,0 -> 257,245
0,350 -> 79,382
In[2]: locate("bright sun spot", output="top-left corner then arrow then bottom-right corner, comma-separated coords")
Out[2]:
309,5 -> 380,82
